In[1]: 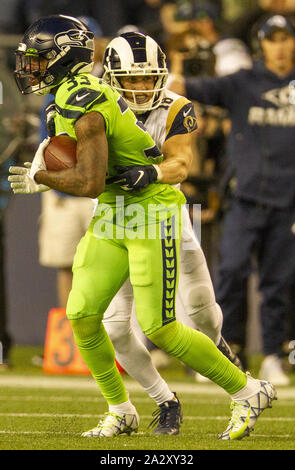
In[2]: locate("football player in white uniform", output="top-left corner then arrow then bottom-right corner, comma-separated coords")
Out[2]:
101,32 -> 243,434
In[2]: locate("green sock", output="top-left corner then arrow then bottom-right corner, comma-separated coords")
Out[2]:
148,320 -> 247,395
70,315 -> 128,405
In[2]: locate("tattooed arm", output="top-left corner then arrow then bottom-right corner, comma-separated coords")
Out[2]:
34,112 -> 108,198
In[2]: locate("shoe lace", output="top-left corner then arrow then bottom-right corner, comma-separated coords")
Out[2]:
148,403 -> 178,430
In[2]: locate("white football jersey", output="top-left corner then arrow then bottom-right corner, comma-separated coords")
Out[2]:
139,88 -> 200,247
138,89 -> 197,150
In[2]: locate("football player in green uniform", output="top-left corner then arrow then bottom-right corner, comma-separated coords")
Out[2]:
9,15 -> 276,440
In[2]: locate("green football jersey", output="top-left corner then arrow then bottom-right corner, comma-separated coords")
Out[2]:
54,73 -> 170,205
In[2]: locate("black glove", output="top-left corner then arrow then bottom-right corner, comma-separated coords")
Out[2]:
106,165 -> 159,190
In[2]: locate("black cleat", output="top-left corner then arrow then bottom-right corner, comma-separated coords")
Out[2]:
148,393 -> 182,435
218,337 -> 244,370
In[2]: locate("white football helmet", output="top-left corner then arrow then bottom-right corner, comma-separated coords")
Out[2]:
103,32 -> 168,114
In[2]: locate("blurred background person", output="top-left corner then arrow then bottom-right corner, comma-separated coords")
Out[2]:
165,0 -> 252,77
228,0 -> 295,50
165,0 -> 252,276
169,14 -> 295,385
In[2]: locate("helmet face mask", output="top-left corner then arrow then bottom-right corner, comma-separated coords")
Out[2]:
15,15 -> 94,95
110,69 -> 167,113
103,32 -> 168,114
15,48 -> 53,95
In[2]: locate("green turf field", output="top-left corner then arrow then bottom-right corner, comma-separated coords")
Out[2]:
0,346 -> 295,451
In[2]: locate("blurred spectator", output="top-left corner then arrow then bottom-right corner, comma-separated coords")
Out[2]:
0,56 -> 25,368
228,0 -> 295,50
169,14 -> 295,384
166,0 -> 252,78
164,1 -> 252,272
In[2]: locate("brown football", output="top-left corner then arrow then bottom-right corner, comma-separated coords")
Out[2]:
44,135 -> 77,171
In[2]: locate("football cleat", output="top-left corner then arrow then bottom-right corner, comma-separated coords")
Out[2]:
218,380 -> 277,440
148,393 -> 182,435
82,411 -> 139,437
218,337 -> 244,371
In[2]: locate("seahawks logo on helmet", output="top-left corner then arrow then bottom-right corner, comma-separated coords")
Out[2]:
55,29 -> 93,50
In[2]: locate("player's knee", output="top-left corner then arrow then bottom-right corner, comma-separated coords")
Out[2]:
69,315 -> 100,342
184,284 -> 215,316
104,321 -> 133,354
180,247 -> 206,274
66,285 -> 106,320
147,321 -> 189,358
189,303 -> 223,344
66,289 -> 87,318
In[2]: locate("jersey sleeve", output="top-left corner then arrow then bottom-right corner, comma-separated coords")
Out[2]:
55,76 -> 113,135
165,97 -> 198,141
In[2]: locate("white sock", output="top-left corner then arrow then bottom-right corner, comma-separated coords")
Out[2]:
230,375 -> 261,402
145,378 -> 175,405
109,398 -> 137,416
104,320 -> 175,405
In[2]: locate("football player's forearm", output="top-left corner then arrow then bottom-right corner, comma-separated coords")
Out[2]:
157,157 -> 190,184
35,112 -> 108,197
34,168 -> 102,198
157,133 -> 194,184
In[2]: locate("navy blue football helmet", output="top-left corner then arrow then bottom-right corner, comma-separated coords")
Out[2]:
15,14 -> 94,95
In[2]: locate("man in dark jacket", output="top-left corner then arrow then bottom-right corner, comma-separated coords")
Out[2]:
170,14 -> 295,385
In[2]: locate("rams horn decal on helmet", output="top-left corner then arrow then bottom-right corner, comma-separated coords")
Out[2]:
103,32 -> 168,114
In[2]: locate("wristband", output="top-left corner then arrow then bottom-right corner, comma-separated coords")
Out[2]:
152,164 -> 163,182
